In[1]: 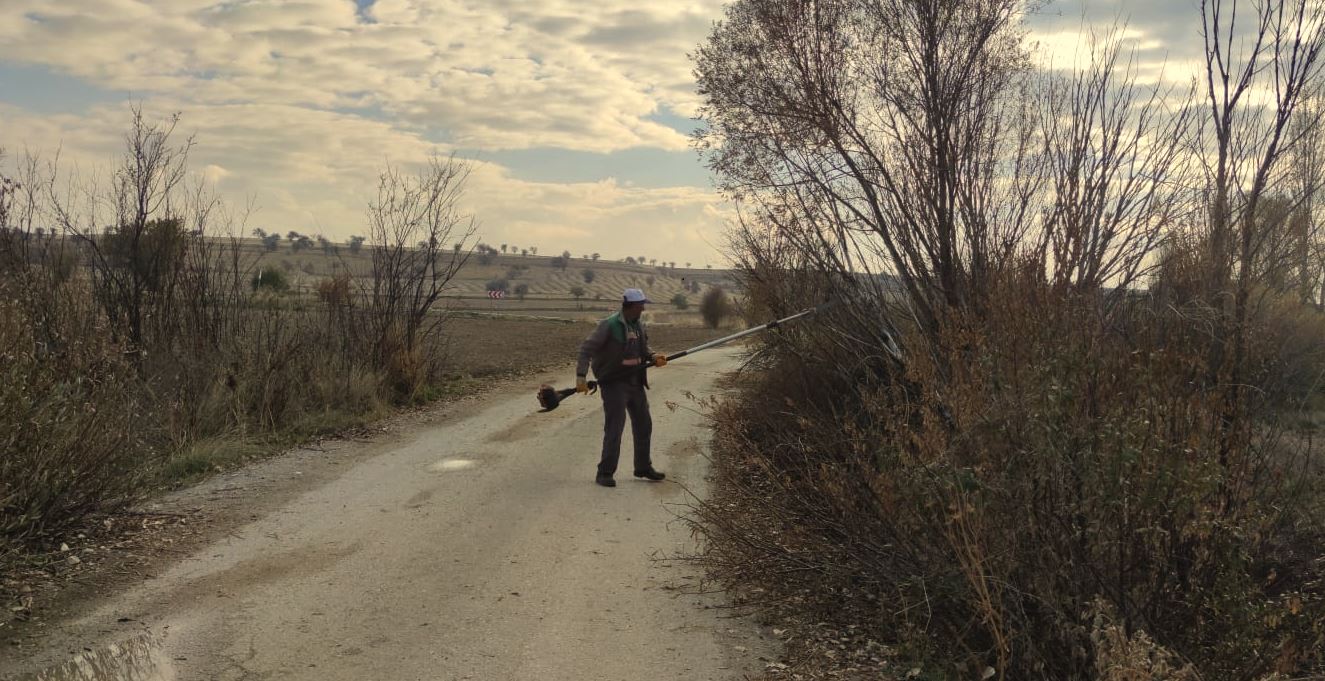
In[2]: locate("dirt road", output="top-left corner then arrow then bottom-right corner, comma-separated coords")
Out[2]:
8,349 -> 773,681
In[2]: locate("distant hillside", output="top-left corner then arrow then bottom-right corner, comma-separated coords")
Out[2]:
238,240 -> 740,313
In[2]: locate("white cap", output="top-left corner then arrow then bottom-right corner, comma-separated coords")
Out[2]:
623,288 -> 650,303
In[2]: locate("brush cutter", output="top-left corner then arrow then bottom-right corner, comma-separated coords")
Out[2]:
536,302 -> 830,412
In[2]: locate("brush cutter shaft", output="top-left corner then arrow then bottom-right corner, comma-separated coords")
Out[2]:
662,304 -> 826,363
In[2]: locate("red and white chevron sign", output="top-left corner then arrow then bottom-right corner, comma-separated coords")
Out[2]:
487,290 -> 506,299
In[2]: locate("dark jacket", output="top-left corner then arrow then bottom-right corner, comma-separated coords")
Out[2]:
577,312 -> 652,385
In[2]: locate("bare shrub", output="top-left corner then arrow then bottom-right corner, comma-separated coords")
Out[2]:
364,154 -> 476,397
0,118 -> 475,548
698,287 -> 731,329
696,277 -> 1325,678
690,0 -> 1325,678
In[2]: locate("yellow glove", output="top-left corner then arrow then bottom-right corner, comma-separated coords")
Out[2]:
576,376 -> 589,394
653,353 -> 668,368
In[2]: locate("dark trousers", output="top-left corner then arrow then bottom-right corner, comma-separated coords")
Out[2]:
598,381 -> 652,476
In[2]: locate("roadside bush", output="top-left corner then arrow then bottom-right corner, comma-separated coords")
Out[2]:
694,275 -> 1325,679
0,285 -> 163,545
698,287 -> 730,328
671,293 -> 689,310
485,278 -> 509,293
0,115 -> 473,549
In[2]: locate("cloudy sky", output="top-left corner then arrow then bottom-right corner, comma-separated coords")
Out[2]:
0,0 -> 1203,264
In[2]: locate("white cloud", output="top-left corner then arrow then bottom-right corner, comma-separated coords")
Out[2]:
0,0 -> 731,263
0,99 -> 729,264
0,0 -> 717,151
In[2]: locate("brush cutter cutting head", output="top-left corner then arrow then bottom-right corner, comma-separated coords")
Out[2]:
537,381 -> 597,412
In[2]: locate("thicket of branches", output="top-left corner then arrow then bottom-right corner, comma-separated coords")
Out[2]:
0,110 -> 474,548
691,0 -> 1325,678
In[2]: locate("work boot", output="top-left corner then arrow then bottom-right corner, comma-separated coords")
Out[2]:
633,469 -> 665,482
596,474 -> 616,487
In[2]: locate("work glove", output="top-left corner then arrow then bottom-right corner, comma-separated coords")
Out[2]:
652,353 -> 668,368
576,376 -> 589,394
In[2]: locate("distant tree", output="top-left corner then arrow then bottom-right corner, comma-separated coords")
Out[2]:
591,252 -> 601,262
501,243 -> 508,253
625,256 -> 637,265
638,255 -> 646,263
348,235 -> 366,254
646,275 -> 655,287
550,255 -> 569,271
582,268 -> 596,283
530,246 -> 538,256
262,233 -> 281,252
649,258 -> 657,266
252,227 -> 266,238
685,262 -> 691,268
521,248 -> 529,257
705,264 -> 712,269
669,261 -> 676,269
570,285 -> 586,303
453,243 -> 463,253
562,250 -> 572,261
317,234 -> 333,255
514,282 -> 530,300
699,287 -> 730,329
485,278 -> 510,293
477,250 -> 495,266
671,293 -> 689,310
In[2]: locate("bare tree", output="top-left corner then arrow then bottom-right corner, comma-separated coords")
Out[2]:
46,107 -> 195,353
1287,88 -> 1325,304
1197,0 -> 1325,446
697,0 -> 1033,349
1036,28 -> 1197,298
365,154 -> 477,385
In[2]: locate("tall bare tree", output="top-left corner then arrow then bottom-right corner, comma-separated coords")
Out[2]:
365,154 -> 477,383
1036,28 -> 1197,297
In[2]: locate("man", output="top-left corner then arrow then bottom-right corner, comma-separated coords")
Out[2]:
577,288 -> 668,487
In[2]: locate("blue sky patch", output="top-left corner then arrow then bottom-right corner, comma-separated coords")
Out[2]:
647,106 -> 705,137
472,146 -> 712,189
354,0 -> 377,24
0,63 -> 126,114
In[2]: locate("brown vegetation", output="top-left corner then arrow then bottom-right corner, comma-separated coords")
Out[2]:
0,110 -> 473,550
690,0 -> 1325,678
